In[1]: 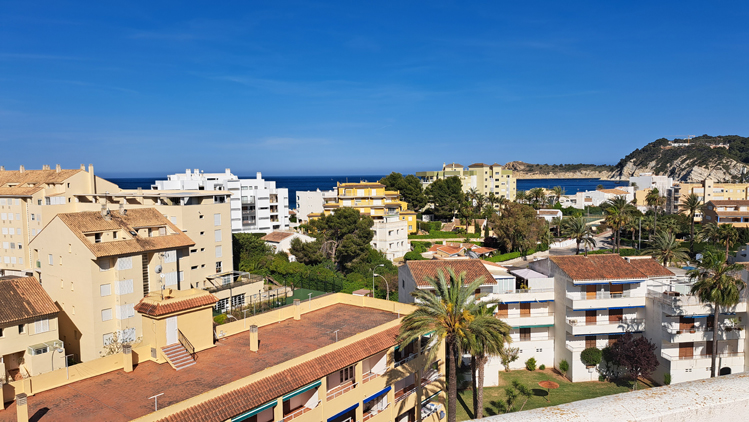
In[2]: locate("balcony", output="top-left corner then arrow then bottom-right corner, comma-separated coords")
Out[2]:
420,369 -> 441,387
362,371 -> 379,384
501,312 -> 554,328
394,384 -> 416,403
566,318 -> 645,336
394,352 -> 418,368
205,272 -> 263,294
662,325 -> 745,343
662,350 -> 743,362
565,291 -> 646,311
282,402 -> 320,422
327,381 -> 357,401
485,288 -> 554,303
649,290 -> 748,315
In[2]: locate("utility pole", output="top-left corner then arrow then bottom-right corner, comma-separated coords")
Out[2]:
638,217 -> 642,250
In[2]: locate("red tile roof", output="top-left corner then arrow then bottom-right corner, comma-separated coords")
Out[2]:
472,247 -> 497,255
708,200 -> 749,206
405,260 -> 496,287
158,326 -> 400,422
428,245 -> 463,255
0,276 -> 59,325
550,254 -> 647,281
627,257 -> 675,277
261,231 -> 296,243
134,292 -> 218,316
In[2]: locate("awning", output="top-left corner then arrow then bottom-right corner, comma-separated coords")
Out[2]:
574,331 -> 642,337
607,306 -> 646,310
502,300 -> 554,304
363,386 -> 391,404
512,324 -> 554,329
573,308 -> 608,312
283,380 -> 321,400
232,401 -> 277,422
422,390 -> 442,404
328,403 -> 359,422
680,315 -> 709,318
610,281 -> 643,285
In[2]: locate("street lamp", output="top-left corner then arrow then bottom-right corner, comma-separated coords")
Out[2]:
374,274 -> 390,301
372,264 -> 385,298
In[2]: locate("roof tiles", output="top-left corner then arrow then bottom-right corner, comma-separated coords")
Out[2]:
549,254 -> 648,281
405,259 -> 496,287
0,276 -> 59,326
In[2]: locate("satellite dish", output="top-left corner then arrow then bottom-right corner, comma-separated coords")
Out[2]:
466,250 -> 480,259
155,265 -> 162,274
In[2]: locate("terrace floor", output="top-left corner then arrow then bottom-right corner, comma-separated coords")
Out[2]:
0,303 -> 398,422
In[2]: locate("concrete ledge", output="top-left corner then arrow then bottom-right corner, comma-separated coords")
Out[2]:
474,372 -> 749,422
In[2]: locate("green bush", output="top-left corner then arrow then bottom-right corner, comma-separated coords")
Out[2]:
213,314 -> 227,325
581,347 -> 603,367
598,374 -> 606,382
664,373 -> 671,385
559,359 -> 569,374
539,364 -> 546,370
525,357 -> 537,371
404,251 -> 427,261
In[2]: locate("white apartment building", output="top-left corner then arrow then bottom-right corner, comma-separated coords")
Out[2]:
629,173 -> 673,194
559,187 -> 634,209
153,169 -> 289,234
295,188 -> 337,222
372,216 -> 410,261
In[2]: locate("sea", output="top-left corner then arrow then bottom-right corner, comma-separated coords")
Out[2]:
106,176 -> 628,209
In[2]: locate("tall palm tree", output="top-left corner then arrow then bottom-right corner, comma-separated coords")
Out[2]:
698,222 -> 720,247
717,224 -> 739,262
603,196 -> 636,253
688,251 -> 746,378
552,186 -> 565,206
680,193 -> 704,253
562,215 -> 597,254
528,188 -> 545,209
474,193 -> 486,213
643,231 -> 689,266
486,191 -> 498,210
551,216 -> 563,237
515,190 -> 527,205
398,268 -> 510,422
467,304 -> 511,419
467,188 -> 480,206
645,188 -> 664,233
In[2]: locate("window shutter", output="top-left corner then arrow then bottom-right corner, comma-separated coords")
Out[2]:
214,213 -> 221,226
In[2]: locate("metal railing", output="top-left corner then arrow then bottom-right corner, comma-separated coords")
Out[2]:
362,371 -> 379,384
420,370 -> 441,387
178,329 -> 196,361
662,351 -> 744,361
282,401 -> 320,422
566,291 -> 645,301
567,318 -> 644,326
394,352 -> 418,367
327,382 -> 357,401
663,324 -> 745,335
363,403 -> 390,422
395,384 -> 416,403
497,288 -> 554,295
499,311 -> 555,318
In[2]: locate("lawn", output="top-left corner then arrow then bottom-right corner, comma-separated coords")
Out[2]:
455,369 -> 653,420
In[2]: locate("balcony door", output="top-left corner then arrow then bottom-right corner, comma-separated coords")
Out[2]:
679,316 -> 695,332
705,341 -> 713,357
679,342 -> 694,359
585,310 -> 597,325
609,309 -> 623,323
520,303 -> 531,317
610,284 -> 624,298
586,285 -> 597,299
497,304 -> 509,318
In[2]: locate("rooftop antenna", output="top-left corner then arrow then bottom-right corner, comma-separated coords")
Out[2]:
334,329 -> 341,342
149,393 -> 164,411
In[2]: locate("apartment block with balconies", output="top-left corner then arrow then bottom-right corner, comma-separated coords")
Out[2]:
530,254 -> 675,382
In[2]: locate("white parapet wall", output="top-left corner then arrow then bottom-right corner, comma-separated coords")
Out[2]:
472,372 -> 749,422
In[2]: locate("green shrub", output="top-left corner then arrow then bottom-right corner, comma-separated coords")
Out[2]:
525,357 -> 537,371
213,314 -> 227,325
404,251 -> 427,261
559,359 -> 569,374
539,364 -> 546,370
664,373 -> 671,385
581,347 -> 603,367
598,374 -> 606,382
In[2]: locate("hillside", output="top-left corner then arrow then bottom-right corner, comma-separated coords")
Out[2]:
508,135 -> 749,182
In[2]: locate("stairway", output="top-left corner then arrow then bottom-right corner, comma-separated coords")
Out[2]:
161,343 -> 196,370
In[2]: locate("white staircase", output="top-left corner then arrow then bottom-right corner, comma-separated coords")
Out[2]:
161,343 -> 196,370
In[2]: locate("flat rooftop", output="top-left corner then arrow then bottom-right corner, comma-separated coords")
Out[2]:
0,303 -> 398,422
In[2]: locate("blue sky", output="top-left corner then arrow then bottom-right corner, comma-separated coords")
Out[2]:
2,1 -> 748,176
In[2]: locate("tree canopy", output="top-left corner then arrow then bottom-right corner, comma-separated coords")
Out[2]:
488,202 -> 546,254
609,333 -> 658,389
379,172 -> 427,211
425,176 -> 465,220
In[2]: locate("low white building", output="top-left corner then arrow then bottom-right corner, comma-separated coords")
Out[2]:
559,187 -> 634,209
629,173 -> 673,193
260,231 -> 316,257
153,169 -> 289,234
372,216 -> 410,261
295,189 -> 337,222
537,209 -> 562,222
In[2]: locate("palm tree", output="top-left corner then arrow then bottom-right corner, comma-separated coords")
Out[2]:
398,268 -> 510,422
515,190 -> 527,205
486,191 -> 498,210
603,196 -> 636,253
467,303 -> 511,419
529,188 -> 545,209
474,193 -> 486,213
680,193 -> 704,253
552,186 -> 565,205
698,222 -> 720,247
717,224 -> 739,262
641,215 -> 654,239
562,215 -> 597,254
467,188 -> 480,206
642,231 -> 689,266
645,188 -> 664,233
551,216 -> 563,237
688,251 -> 746,378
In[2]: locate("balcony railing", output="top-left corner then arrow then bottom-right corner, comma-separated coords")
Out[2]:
394,353 -> 418,367
497,288 -> 554,295
282,402 -> 320,422
362,371 -> 379,384
568,318 -> 644,326
205,273 -> 264,294
663,324 -> 745,335
327,381 -> 357,401
499,311 -> 555,318
362,403 -> 390,422
567,291 -> 645,301
662,351 -> 743,361
421,370 -> 440,387
394,384 -> 416,403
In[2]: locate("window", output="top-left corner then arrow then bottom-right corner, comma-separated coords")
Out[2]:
94,233 -> 102,243
115,279 -> 134,295
117,256 -> 133,270
215,245 -> 222,258
48,254 -> 53,265
519,328 -> 531,341
113,231 -> 117,239
231,294 -> 245,308
116,304 -> 135,320
214,229 -> 222,242
214,213 -> 221,226
0,328 -> 3,337
101,308 -> 113,321
339,364 -> 355,383
34,319 -> 50,334
216,261 -> 222,272
585,336 -> 596,349
163,250 -> 177,263
100,284 -> 111,296
18,324 -> 26,334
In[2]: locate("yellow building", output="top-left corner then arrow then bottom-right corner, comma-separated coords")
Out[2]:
0,293 -> 446,422
415,162 -> 516,200
0,164 -> 119,277
0,276 -> 65,383
668,179 -> 749,221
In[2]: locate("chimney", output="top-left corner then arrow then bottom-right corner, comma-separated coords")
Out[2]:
225,168 -> 231,174
56,164 -> 61,173
293,299 -> 301,320
42,164 -> 49,170
19,165 -> 24,173
137,187 -> 142,194
249,325 -> 259,352
88,164 -> 96,194
80,164 -> 85,170
123,344 -> 133,372
15,393 -> 28,422
119,202 -> 126,216
0,166 -> 4,171
256,172 -> 262,180
101,204 -> 111,220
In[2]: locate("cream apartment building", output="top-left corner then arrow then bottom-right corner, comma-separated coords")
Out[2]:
0,164 -> 118,277
667,179 -> 749,217
415,162 -> 517,200
30,208 -> 196,362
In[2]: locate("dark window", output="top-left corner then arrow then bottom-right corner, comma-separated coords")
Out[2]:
585,336 -> 596,349
519,328 -> 531,341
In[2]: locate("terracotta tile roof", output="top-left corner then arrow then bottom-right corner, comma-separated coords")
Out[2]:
627,257 -> 675,277
0,187 -> 43,196
708,200 -> 749,206
599,189 -> 630,195
472,247 -> 497,255
468,163 -> 489,168
405,260 -> 496,287
443,163 -> 463,169
0,276 -> 59,326
55,208 -> 195,258
158,325 -> 400,422
428,245 -> 463,255
538,210 -> 562,216
261,231 -> 296,243
714,211 -> 749,216
549,255 -> 647,281
134,291 -> 218,316
445,242 -> 475,249
0,168 -> 83,186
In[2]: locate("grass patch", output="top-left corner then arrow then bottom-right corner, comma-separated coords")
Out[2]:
456,369 -> 652,420
285,288 -> 327,305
